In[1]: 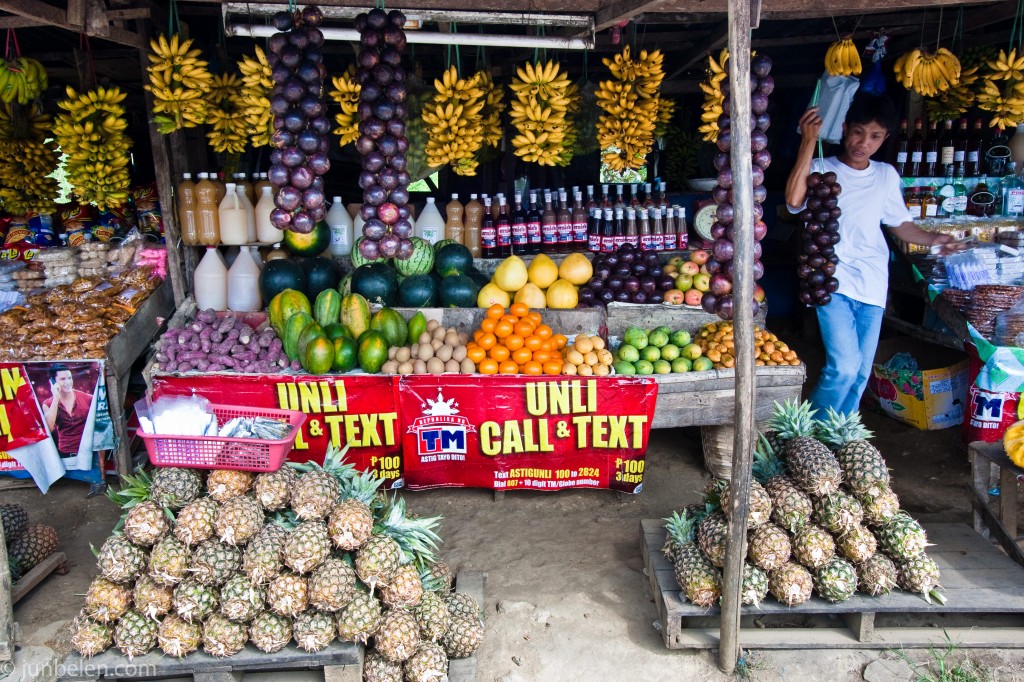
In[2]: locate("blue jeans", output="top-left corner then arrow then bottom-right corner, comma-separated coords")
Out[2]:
809,293 -> 884,416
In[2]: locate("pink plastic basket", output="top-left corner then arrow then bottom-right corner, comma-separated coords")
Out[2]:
140,404 -> 306,472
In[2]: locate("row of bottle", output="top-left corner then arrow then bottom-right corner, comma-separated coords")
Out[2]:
194,245 -> 271,312
903,162 -> 1024,219
179,172 -> 280,246
891,118 -> 1024,179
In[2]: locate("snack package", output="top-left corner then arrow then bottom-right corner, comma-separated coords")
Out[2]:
133,184 -> 164,241
29,213 -> 59,247
61,204 -> 95,246
4,215 -> 33,246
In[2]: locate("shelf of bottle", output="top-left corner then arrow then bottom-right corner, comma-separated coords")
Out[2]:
184,242 -> 280,249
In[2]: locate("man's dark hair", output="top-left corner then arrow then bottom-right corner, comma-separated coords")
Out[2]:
48,364 -> 71,382
844,93 -> 898,134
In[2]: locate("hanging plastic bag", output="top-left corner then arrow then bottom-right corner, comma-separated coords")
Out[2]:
815,74 -> 860,144
860,34 -> 889,95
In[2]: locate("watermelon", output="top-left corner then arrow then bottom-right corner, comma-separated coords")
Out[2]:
370,308 -> 408,348
296,321 -> 326,361
351,263 -> 399,306
433,238 -> 459,253
439,275 -> 479,308
351,237 -> 389,268
314,289 -> 342,327
395,237 -> 434,276
357,331 -> 389,373
434,243 -> 473,278
323,323 -> 349,341
467,266 -> 490,289
338,273 -> 352,296
283,220 -> 331,257
303,256 -> 343,298
260,260 -> 308,301
399,274 -> 437,307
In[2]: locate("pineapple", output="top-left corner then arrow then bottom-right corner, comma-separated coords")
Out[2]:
293,609 -> 337,652
838,524 -> 877,564
897,554 -> 946,604
404,642 -> 449,682
253,466 -> 297,511
8,523 -> 59,579
441,613 -> 483,659
249,611 -> 293,653
768,561 -> 814,606
206,469 -> 254,502
190,539 -> 242,586
289,445 -> 354,520
715,479 -> 773,529
202,613 -> 248,657
0,502 -> 29,541
422,559 -> 455,596
741,564 -> 769,607
328,467 -> 383,550
814,558 -> 858,602
96,533 -> 146,584
267,571 -> 309,617
381,563 -> 425,609
362,497 -> 442,590
158,614 -> 202,658
113,610 -> 158,659
413,591 -> 451,642
71,615 -> 113,657
84,577 -> 132,624
754,434 -> 813,533
747,523 -> 791,572
444,592 -> 481,620
376,609 -> 421,663
107,472 -> 171,546
336,588 -> 384,643
858,553 -> 898,596
364,651 -> 404,682
284,520 -> 331,574
877,513 -> 928,560
812,491 -> 864,536
133,576 -> 173,619
309,557 -> 358,612
859,485 -> 901,527
816,408 -> 891,496
663,510 -> 721,608
769,400 -> 843,496
791,524 -> 836,569
148,535 -> 190,586
219,574 -> 266,622
356,534 -> 404,591
173,496 -> 219,546
696,512 -> 729,568
214,495 -> 264,546
172,579 -> 219,623
243,521 -> 287,584
150,467 -> 202,510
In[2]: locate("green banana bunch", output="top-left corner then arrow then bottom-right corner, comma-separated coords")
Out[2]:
0,58 -> 48,105
0,103 -> 59,215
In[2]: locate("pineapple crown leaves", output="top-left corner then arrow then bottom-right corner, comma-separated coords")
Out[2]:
663,510 -> 698,545
417,563 -> 446,593
703,479 -> 727,510
375,495 -> 443,569
106,470 -> 175,528
752,433 -> 787,484
767,399 -> 818,441
288,444 -> 356,481
268,510 -> 298,532
338,467 -> 385,506
814,407 -> 873,450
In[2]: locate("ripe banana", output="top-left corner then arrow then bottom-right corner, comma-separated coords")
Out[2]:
146,33 -> 212,132
596,47 -> 664,172
700,51 -> 728,142
0,57 -> 47,105
894,48 -> 962,98
0,103 -> 59,216
237,46 -> 273,147
824,38 -> 862,77
422,65 -> 486,174
509,60 -> 576,167
204,73 -> 248,154
329,65 -> 361,147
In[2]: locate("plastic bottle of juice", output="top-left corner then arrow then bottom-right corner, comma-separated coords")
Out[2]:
177,172 -> 198,245
255,172 -> 272,195
445,193 -> 465,245
236,172 -> 255,205
415,196 -> 445,245
463,194 -> 483,257
219,183 -> 249,245
266,243 -> 289,261
212,172 -> 226,202
236,184 -> 257,243
195,172 -> 221,246
326,196 -> 354,256
227,246 -> 262,312
255,185 -> 282,244
194,246 -> 227,311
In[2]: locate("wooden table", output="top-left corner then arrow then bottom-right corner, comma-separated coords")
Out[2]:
969,440 -> 1024,567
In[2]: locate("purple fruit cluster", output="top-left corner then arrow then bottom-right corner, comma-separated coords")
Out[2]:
796,171 -> 841,305
267,6 -> 331,234
354,8 -> 413,261
578,244 -> 675,307
701,54 -> 774,320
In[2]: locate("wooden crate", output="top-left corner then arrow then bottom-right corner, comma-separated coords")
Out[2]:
640,519 -> 1024,650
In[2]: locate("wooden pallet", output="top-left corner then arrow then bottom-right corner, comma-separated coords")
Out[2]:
11,552 -> 69,604
641,520 -> 1024,650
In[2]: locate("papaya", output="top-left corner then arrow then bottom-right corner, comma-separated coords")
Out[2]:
340,293 -> 372,341
302,336 -> 335,375
269,289 -> 312,336
313,289 -> 342,327
369,307 -> 408,348
357,330 -> 389,374
283,312 -> 314,362
296,321 -> 326,361
332,335 -> 358,373
407,311 -> 427,345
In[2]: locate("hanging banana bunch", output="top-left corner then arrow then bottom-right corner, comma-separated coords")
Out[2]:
237,46 -> 273,148
654,96 -> 676,139
405,90 -> 435,181
0,103 -> 59,215
976,48 -> 1024,128
824,37 -> 862,77
698,49 -> 728,142
554,81 -> 583,167
54,86 -> 132,211
925,66 -> 980,120
328,65 -> 360,147
421,65 -> 486,176
0,58 -> 48,105
893,47 -> 962,98
477,70 -> 506,148
595,45 -> 665,171
508,60 -> 572,166
204,73 -> 247,154
145,33 -> 213,134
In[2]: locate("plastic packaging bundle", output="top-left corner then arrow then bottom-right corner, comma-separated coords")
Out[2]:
944,250 -> 992,290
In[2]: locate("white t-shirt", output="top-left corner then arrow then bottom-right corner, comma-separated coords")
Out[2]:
788,157 -> 912,308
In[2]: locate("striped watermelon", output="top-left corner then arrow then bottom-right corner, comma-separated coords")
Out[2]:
395,237 -> 434,276
433,239 -> 459,253
351,237 -> 388,269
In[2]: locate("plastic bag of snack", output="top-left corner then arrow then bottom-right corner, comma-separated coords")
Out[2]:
133,184 -> 164,241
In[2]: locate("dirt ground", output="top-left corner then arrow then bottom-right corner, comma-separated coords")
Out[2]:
7,325 -> 1024,681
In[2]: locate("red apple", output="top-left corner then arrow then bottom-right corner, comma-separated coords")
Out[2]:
684,288 -> 704,306
680,261 -> 700,276
663,289 -> 685,305
753,284 -> 766,303
690,249 -> 711,265
693,273 -> 711,292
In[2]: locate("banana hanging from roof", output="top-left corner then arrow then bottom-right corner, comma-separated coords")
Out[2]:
421,65 -> 486,175
0,57 -> 47,105
976,49 -> 1024,129
824,37 -> 862,77
893,47 -> 961,97
146,32 -> 213,134
0,103 -> 59,215
205,73 -> 248,154
595,45 -> 664,172
699,49 -> 729,142
509,59 -> 574,167
329,65 -> 361,147
237,46 -> 273,147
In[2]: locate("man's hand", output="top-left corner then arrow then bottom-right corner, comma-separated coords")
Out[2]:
799,107 -> 823,141
931,233 -> 967,256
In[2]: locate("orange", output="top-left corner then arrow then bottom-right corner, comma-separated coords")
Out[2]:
552,334 -> 568,350
539,339 -> 553,352
480,317 -> 497,334
535,324 -> 552,339
499,359 -> 519,374
473,330 -> 482,342
533,350 -> 551,364
478,332 -> 497,350
478,358 -> 499,375
543,360 -> 563,375
514,320 -> 535,337
525,335 -> 543,351
467,346 -> 486,364
489,345 -> 510,362
486,304 -> 505,319
523,360 -> 544,375
504,334 -> 524,351
494,320 -> 514,339
510,302 -> 530,318
527,311 -> 542,325
512,347 -> 533,365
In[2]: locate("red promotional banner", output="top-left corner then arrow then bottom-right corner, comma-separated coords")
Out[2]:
151,373 -> 403,485
399,375 -> 658,492
0,363 -> 50,470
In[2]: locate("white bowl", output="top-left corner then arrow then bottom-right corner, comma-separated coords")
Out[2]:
686,177 -> 718,192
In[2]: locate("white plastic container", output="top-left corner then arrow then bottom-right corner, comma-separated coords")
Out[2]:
416,196 -> 444,244
255,185 -> 282,244
194,246 -> 227,311
353,208 -> 365,243
228,246 -> 262,312
236,185 -> 257,243
218,183 -> 248,245
326,196 -> 353,256
250,247 -> 264,270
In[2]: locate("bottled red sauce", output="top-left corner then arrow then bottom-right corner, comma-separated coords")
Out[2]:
511,191 -> 527,255
572,191 -> 588,251
480,196 -> 497,258
526,191 -> 542,254
556,189 -> 572,253
496,196 -> 512,257
541,191 -> 558,253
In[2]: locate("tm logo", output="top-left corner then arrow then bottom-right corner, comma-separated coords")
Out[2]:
419,427 -> 467,455
970,389 -> 1007,423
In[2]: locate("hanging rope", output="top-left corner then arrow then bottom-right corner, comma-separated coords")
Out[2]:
5,29 -> 21,60
935,6 -> 943,51
168,0 -> 181,37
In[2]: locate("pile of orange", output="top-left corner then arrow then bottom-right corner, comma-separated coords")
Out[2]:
467,303 -> 568,375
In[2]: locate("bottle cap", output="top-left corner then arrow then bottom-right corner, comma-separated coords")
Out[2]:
451,193 -> 459,200
183,172 -> 192,179
333,196 -> 342,202
470,193 -> 478,199
225,182 -> 236,190
427,197 -> 435,203
198,172 -> 209,179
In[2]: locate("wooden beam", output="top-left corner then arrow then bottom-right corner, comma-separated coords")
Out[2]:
0,15 -> 44,28
594,0 -> 670,33
0,0 -> 146,49
665,20 -> 728,82
655,0 -> 999,15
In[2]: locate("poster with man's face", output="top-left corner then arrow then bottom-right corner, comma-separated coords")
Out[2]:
25,362 -> 100,460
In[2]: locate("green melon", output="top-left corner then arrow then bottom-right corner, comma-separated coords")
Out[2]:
302,336 -> 334,375
438,274 -> 479,308
332,336 -> 358,373
351,263 -> 399,306
434,243 -> 473,278
398,274 -> 437,307
395,237 -> 434,277
369,308 -> 408,348
283,221 -> 331,257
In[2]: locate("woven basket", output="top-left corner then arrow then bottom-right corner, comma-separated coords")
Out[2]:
700,422 -> 767,479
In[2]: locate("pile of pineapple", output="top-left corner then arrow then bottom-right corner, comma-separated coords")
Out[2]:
664,400 -> 944,609
2,502 -> 59,582
71,449 -> 483,681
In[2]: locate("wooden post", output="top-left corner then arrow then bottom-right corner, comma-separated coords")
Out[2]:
0,520 -> 13,664
719,0 -> 756,672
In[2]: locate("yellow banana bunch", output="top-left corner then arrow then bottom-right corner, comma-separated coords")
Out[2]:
477,70 -> 506,148
894,48 -> 961,97
824,38 -> 862,77
987,48 -> 1024,81
54,86 -> 132,211
554,81 -> 583,167
925,66 -> 979,120
596,46 -> 664,171
654,97 -> 676,139
509,60 -> 573,166
329,65 -> 361,147
204,73 -> 247,154
0,57 -> 48,105
146,33 -> 213,133
1004,418 -> 1024,467
0,103 -> 59,216
699,50 -> 729,142
237,46 -> 273,147
421,65 -> 486,175
405,90 -> 437,182
974,50 -> 1024,128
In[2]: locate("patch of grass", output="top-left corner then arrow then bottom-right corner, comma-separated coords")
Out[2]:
888,632 -> 990,682
734,649 -> 771,680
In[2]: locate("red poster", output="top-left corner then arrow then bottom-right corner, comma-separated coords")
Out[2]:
151,373 -> 403,485
399,375 -> 658,492
0,363 -> 50,470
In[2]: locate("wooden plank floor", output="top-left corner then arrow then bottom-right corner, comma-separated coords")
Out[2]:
641,520 -> 1024,650
448,571 -> 485,682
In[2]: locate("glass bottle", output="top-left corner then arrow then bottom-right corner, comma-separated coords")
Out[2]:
629,184 -> 640,208
966,119 -> 984,177
601,207 -> 614,253
953,171 -> 968,216
445,193 -> 465,245
588,207 -> 601,253
659,181 -> 669,208
904,187 -> 922,218
615,184 -> 625,209
479,197 -> 496,258
939,120 -> 956,171
909,119 -> 925,177
651,205 -> 665,251
601,184 -> 612,209
626,208 -> 639,249
586,185 -> 597,212
511,191 -> 528,255
987,127 -> 1011,177
526,190 -> 542,254
954,118 -> 968,177
968,176 -> 996,217
921,186 -> 938,219
937,165 -> 957,218
924,120 -> 940,177
556,189 -> 572,253
643,182 -> 654,208
1000,161 -> 1024,216
894,119 -> 909,176
177,172 -> 198,245
613,207 -> 627,251
634,208 -> 647,250
541,191 -> 558,253
496,195 -> 512,258
664,207 -> 678,252
572,191 -> 588,252
675,205 -> 688,249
